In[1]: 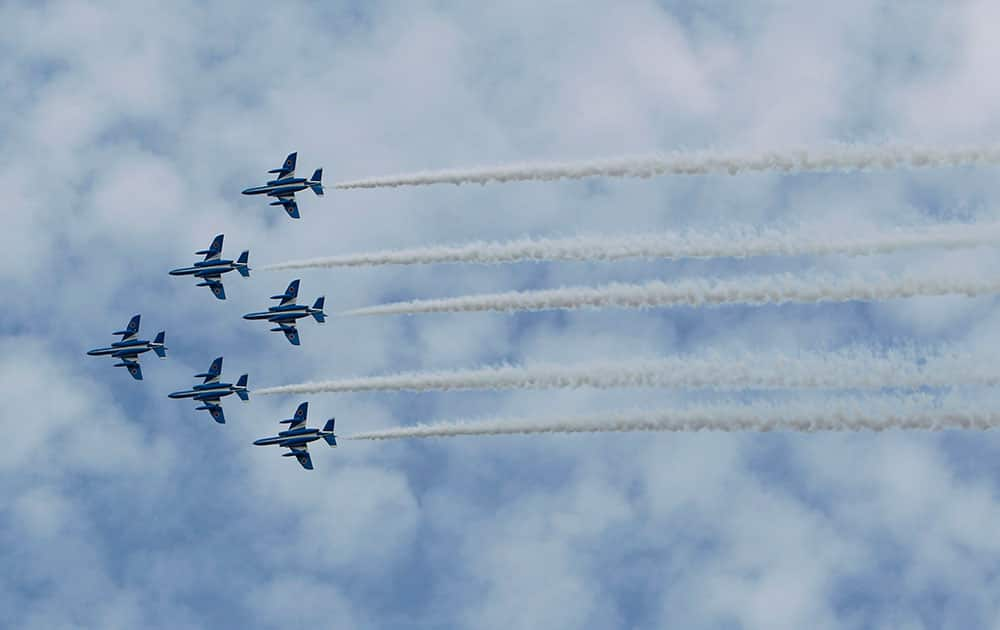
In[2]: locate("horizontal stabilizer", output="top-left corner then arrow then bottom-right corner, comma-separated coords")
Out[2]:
310,169 -> 324,196
153,332 -> 167,358
323,418 -> 337,446
236,374 -> 249,400
311,297 -> 325,323
236,251 -> 251,277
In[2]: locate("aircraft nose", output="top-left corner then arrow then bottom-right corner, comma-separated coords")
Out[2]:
168,268 -> 183,276
241,188 -> 254,195
167,391 -> 184,399
252,438 -> 267,446
86,349 -> 100,356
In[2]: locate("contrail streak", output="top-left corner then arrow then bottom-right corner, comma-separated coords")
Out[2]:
253,352 -> 999,396
335,144 -> 1000,189
346,400 -> 1000,440
342,273 -> 1000,317
257,223 -> 1000,271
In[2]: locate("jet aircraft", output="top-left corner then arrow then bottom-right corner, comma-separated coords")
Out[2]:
243,279 -> 325,346
253,402 -> 337,470
169,234 -> 250,300
87,314 -> 166,380
168,357 -> 248,423
241,152 -> 323,219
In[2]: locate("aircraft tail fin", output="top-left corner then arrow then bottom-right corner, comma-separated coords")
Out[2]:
323,418 -> 337,446
311,297 -> 326,322
236,251 -> 251,277
152,332 -> 167,358
310,169 -> 324,196
236,374 -> 249,401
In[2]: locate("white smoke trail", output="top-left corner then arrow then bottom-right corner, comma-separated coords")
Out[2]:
257,223 -> 1000,271
347,399 -> 1000,440
334,144 -> 1000,189
342,273 -> 1000,317
253,352 -> 1000,396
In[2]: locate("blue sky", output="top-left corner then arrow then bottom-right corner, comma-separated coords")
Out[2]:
4,1 -> 1000,628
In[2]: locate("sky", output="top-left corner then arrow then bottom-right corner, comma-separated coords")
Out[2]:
3,0 -> 1000,628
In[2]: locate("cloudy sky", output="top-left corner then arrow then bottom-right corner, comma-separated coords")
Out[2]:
4,1 -> 1000,628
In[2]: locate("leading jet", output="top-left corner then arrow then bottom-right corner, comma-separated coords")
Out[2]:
168,357 -> 248,423
87,314 -> 166,380
253,402 -> 337,470
169,234 -> 250,300
241,152 -> 323,219
243,279 -> 325,346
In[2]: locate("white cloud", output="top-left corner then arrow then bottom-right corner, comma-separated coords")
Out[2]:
4,0 -> 1000,628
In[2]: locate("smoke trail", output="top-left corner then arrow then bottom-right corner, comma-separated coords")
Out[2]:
253,352 -> 1000,396
335,144 -> 1000,189
347,400 -> 1000,440
343,273 -> 1000,317
257,223 -> 1000,271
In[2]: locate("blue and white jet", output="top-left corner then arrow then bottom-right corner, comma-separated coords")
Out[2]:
169,234 -> 250,300
168,357 -> 248,423
253,402 -> 337,470
87,314 -> 166,380
243,279 -> 325,346
241,152 -> 324,219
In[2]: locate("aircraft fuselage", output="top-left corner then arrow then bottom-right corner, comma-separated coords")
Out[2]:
168,382 -> 238,400
241,177 -> 310,197
253,427 -> 327,448
243,304 -> 313,323
169,259 -> 239,277
87,338 -> 154,357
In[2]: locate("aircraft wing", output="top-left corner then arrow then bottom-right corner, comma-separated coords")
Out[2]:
199,400 -> 225,424
199,234 -> 224,261
202,276 -> 226,300
119,360 -> 143,380
281,325 -> 300,346
275,195 -> 299,219
197,357 -> 223,383
287,402 -> 308,430
287,444 -> 313,470
116,315 -> 141,341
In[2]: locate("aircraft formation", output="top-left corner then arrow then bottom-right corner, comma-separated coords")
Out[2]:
87,152 -> 333,470
88,144 -> 994,466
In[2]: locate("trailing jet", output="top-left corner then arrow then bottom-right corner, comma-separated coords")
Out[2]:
168,357 -> 248,423
253,402 -> 337,470
241,152 -> 323,219
243,279 -> 325,346
169,234 -> 250,300
87,314 -> 166,380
